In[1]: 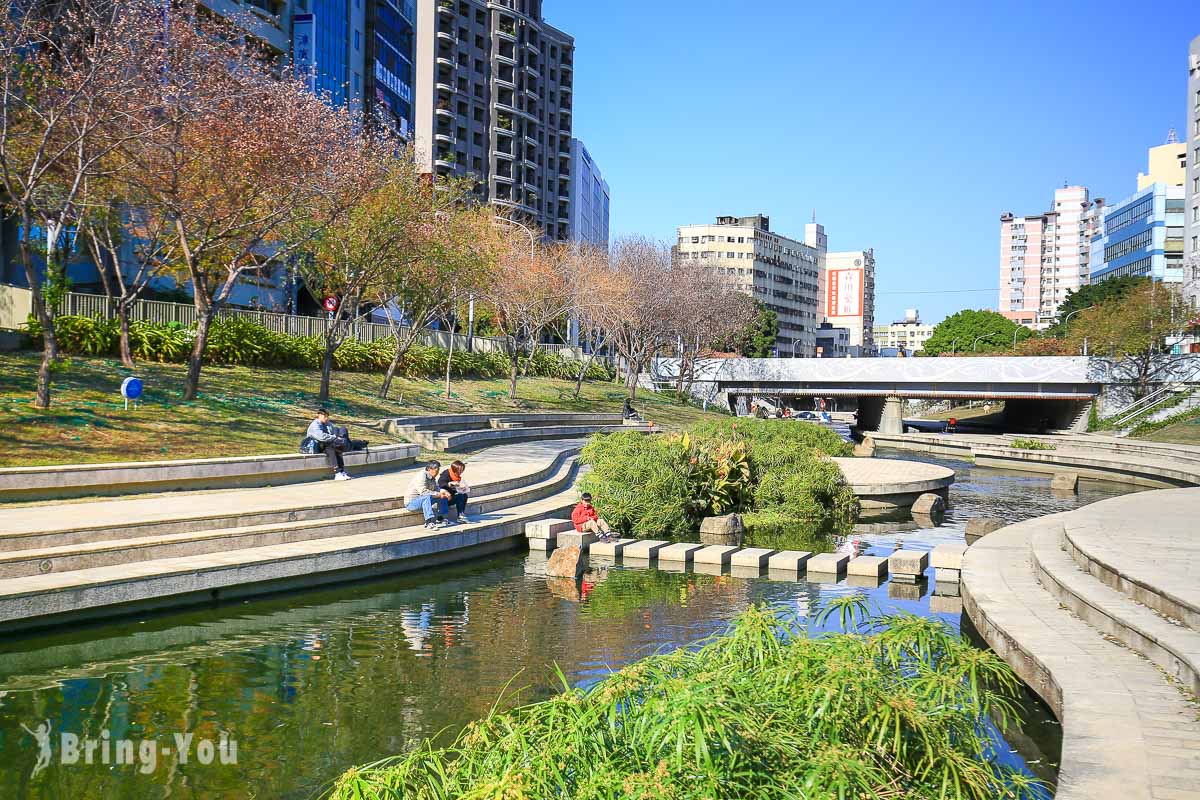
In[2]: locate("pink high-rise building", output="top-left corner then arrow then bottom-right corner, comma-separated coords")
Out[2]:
999,186 -> 1101,329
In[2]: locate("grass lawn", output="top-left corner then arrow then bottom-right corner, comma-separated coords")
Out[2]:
1133,416 -> 1200,445
1,351 -> 727,468
917,403 -> 1005,421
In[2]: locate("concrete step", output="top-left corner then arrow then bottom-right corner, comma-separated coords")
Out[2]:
0,448 -> 581,553
1029,525 -> 1200,697
0,484 -> 581,634
0,455 -> 582,579
433,424 -> 649,452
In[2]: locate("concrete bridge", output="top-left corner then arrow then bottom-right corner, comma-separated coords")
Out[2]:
653,356 -> 1200,433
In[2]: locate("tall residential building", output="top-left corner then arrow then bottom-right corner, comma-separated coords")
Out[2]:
1187,35 -> 1200,307
413,0 -> 575,239
567,139 -> 609,248
676,215 -> 824,357
872,310 -> 934,355
999,186 -> 1100,329
822,249 -> 875,356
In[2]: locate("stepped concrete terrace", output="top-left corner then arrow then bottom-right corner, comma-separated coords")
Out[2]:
380,412 -> 630,449
963,489 -> 1200,800
867,431 -> 1200,488
0,442 -> 420,503
830,457 -> 953,511
0,439 -> 586,633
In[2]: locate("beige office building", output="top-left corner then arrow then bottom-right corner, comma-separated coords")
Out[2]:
676,215 -> 824,357
822,249 -> 875,355
1137,137 -> 1186,190
413,0 -> 575,239
873,310 -> 934,354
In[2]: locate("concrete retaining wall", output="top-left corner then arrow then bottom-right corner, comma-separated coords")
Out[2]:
0,443 -> 420,503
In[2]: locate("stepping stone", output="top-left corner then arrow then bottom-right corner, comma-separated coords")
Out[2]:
808,570 -> 843,584
557,530 -> 598,551
526,519 -> 573,541
658,542 -> 704,563
589,538 -> 635,558
766,550 -> 812,576
621,540 -> 668,560
847,555 -> 888,577
934,580 -> 961,598
621,556 -> 652,570
731,564 -> 764,579
693,545 -> 738,565
1051,472 -> 1079,494
659,560 -> 688,573
935,568 -> 960,583
807,553 -> 849,574
930,543 -> 967,571
846,574 -> 883,589
693,561 -> 726,576
888,549 -> 928,577
730,548 -> 776,568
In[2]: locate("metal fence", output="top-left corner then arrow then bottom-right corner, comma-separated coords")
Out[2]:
55,290 -> 588,359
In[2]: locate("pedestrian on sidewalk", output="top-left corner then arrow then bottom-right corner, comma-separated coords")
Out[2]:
406,460 -> 450,529
305,409 -> 353,481
437,460 -> 474,524
571,493 -> 617,543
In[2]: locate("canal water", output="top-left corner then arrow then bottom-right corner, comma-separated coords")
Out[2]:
0,451 -> 1144,799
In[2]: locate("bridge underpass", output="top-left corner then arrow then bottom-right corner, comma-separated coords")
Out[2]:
654,356 -> 1104,434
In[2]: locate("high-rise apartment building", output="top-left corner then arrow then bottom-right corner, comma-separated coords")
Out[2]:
413,0 -> 575,239
999,186 -> 1100,329
822,249 -> 875,356
872,310 -> 934,355
568,139 -> 609,249
1186,35 -> 1200,308
676,215 -> 824,357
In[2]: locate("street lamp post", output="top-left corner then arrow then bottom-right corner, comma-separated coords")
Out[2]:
1060,306 -> 1095,356
973,332 -> 1002,352
950,338 -> 960,354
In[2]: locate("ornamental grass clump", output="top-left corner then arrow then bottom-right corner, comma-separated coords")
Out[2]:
579,418 -> 859,541
326,603 -> 1043,800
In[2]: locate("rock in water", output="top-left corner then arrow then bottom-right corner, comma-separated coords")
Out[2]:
546,544 -> 584,579
699,514 -> 744,546
1051,472 -> 1079,494
911,492 -> 945,525
853,437 -> 876,457
965,517 -> 1005,544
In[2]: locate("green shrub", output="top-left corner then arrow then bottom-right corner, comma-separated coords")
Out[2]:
326,605 -> 1042,800
578,433 -> 698,540
129,320 -> 192,362
1009,438 -> 1056,451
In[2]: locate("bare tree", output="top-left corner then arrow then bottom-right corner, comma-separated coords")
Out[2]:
567,243 -> 626,399
668,257 -> 756,396
606,236 -> 677,400
0,0 -> 163,406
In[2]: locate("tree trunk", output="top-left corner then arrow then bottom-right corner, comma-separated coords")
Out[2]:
572,347 -> 601,400
319,338 -> 337,403
380,344 -> 404,400
443,321 -> 456,400
117,300 -> 134,368
182,308 -> 213,402
18,215 -> 58,409
521,339 -> 538,377
508,340 -> 521,403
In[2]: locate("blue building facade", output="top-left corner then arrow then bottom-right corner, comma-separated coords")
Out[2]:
366,0 -> 415,137
568,139 -> 610,249
1090,183 -> 1186,284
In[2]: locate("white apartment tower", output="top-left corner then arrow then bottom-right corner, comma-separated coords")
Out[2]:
414,0 -> 575,239
999,186 -> 1100,329
677,215 -> 824,357
822,249 -> 876,355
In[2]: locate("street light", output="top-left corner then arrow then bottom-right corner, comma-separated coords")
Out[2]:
1060,306 -> 1095,356
950,338 -> 960,354
973,332 -> 1002,352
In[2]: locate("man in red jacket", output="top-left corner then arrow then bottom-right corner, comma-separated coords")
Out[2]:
571,493 -> 616,543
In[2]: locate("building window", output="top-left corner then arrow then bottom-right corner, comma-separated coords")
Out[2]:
354,30 -> 360,51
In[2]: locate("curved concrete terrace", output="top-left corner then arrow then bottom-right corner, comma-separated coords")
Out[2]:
831,457 -> 954,509
0,442 -> 420,503
0,440 -> 586,633
867,432 -> 1200,488
963,490 -> 1200,800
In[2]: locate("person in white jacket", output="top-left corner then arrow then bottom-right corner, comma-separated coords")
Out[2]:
405,461 -> 451,529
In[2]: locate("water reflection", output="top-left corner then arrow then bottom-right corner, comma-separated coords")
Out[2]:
0,451 -> 1142,800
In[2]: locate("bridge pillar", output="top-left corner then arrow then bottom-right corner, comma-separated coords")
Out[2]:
879,396 -> 904,435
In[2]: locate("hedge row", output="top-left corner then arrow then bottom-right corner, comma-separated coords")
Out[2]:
28,315 -> 615,381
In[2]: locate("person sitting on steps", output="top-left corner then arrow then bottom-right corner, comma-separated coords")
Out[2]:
437,460 -> 474,524
306,408 -> 352,481
405,460 -> 450,529
571,492 -> 617,543
622,397 -> 640,421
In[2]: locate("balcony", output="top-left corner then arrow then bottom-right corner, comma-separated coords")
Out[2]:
436,0 -> 454,17
435,104 -> 453,119
523,63 -> 541,79
435,81 -> 454,95
437,30 -> 458,46
436,56 -> 456,70
434,132 -> 456,146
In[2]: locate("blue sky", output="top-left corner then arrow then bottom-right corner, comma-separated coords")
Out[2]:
548,0 -> 1198,325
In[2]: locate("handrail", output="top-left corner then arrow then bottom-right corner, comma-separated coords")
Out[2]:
1108,386 -> 1179,428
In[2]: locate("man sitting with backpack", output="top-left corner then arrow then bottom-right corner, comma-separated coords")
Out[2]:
304,408 -> 353,481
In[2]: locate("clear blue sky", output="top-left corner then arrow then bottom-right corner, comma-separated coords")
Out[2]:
547,0 -> 1198,325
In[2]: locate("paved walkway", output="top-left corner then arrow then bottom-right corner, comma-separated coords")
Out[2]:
0,439 -> 585,539
963,490 -> 1200,800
